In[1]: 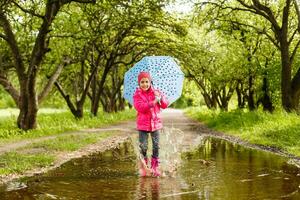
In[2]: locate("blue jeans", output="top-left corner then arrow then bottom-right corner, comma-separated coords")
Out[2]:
139,130 -> 159,159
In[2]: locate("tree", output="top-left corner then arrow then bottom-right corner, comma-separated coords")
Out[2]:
169,24 -> 241,110
0,0 -> 95,130
54,0 -> 187,116
196,0 -> 300,111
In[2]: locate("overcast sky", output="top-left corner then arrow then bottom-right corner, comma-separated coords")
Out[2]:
165,0 -> 194,13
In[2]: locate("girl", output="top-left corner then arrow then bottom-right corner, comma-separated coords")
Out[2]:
133,71 -> 168,177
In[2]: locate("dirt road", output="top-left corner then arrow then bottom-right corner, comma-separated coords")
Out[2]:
1,108 -> 299,184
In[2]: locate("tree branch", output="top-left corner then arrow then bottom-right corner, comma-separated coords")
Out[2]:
12,1 -> 43,18
281,0 -> 292,34
0,33 -> 7,41
201,1 -> 281,48
291,65 -> 300,94
63,0 -> 96,3
289,39 -> 300,65
219,18 -> 280,48
38,56 -> 72,103
54,80 -> 77,113
0,74 -> 19,106
28,0 -> 97,72
251,0 -> 280,31
288,29 -> 298,45
78,63 -> 98,106
294,0 -> 300,32
233,0 -> 280,31
0,11 -> 26,80
28,1 -> 61,73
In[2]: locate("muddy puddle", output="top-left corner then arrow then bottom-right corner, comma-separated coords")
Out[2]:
1,137 -> 300,199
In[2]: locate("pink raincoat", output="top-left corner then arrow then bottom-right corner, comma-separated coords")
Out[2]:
133,86 -> 168,132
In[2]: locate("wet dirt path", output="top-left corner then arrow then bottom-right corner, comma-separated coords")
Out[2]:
1,108 -> 299,185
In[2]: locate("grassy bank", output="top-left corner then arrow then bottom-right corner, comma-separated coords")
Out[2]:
185,107 -> 300,157
0,109 -> 136,177
0,132 -> 114,175
0,108 -> 136,144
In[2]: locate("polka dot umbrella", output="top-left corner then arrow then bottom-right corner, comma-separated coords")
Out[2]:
123,56 -> 184,106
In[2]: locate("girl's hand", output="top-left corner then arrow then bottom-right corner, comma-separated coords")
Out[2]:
154,91 -> 161,104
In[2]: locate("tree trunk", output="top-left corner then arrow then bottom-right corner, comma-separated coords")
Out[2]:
118,90 -> 125,111
74,103 -> 84,118
236,81 -> 246,109
17,104 -> 38,130
199,87 -> 217,109
290,92 -> 300,111
257,77 -> 274,112
90,68 -> 98,113
53,62 -> 97,119
90,58 -> 113,116
0,1 -> 96,130
278,1 -> 293,111
17,78 -> 38,130
290,68 -> 300,112
211,90 -> 218,109
248,74 -> 255,111
280,37 -> 293,111
218,85 -> 235,111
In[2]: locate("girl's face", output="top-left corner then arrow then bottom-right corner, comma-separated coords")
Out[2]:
139,77 -> 150,91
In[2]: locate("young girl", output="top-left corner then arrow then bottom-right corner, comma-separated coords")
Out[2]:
133,71 -> 168,177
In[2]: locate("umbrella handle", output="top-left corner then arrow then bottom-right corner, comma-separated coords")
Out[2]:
151,81 -> 161,106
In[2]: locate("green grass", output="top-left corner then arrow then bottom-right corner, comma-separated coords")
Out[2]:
23,132 -> 113,152
185,107 -> 300,156
0,108 -> 135,176
0,152 -> 54,175
0,132 -> 113,175
0,108 -> 136,144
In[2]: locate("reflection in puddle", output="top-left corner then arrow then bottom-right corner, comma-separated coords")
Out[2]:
1,137 -> 300,199
180,137 -> 300,199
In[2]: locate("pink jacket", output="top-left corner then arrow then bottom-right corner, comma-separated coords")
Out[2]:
133,86 -> 168,132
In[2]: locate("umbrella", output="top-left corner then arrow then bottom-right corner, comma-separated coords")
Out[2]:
123,56 -> 184,105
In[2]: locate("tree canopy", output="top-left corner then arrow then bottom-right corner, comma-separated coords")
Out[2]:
1,0 -> 300,130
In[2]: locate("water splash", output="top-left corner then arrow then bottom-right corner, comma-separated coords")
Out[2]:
131,122 -> 205,178
131,126 -> 188,177
5,181 -> 27,192
159,126 -> 185,177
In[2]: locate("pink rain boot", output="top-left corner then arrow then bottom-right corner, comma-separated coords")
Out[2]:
139,158 -> 149,177
151,157 -> 161,177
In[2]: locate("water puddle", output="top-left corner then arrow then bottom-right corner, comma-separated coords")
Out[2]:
180,137 -> 300,199
0,137 -> 300,199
